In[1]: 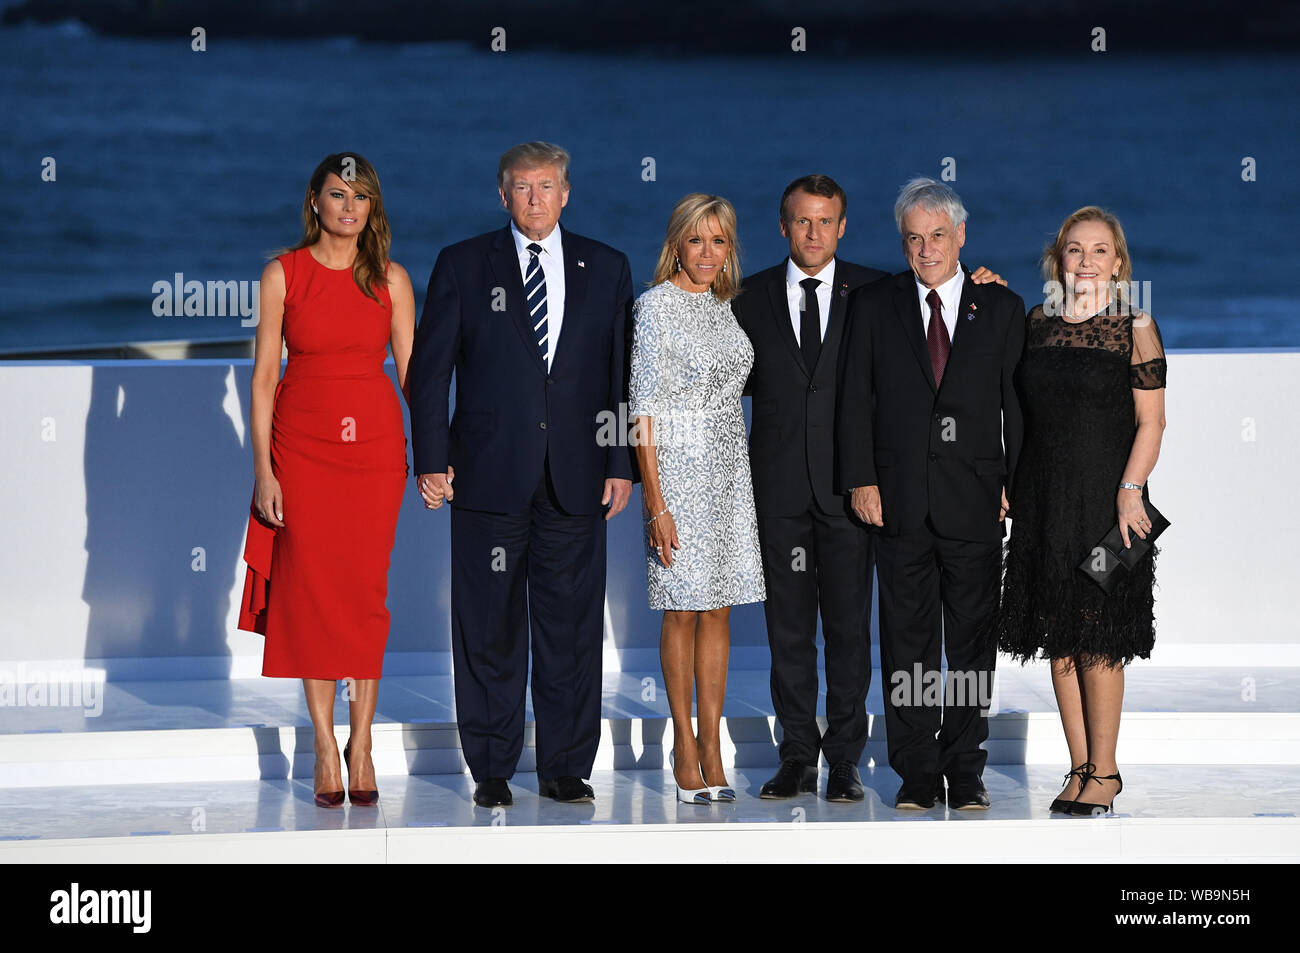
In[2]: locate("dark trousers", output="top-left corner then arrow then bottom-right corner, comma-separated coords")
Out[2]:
758,503 -> 873,766
874,519 -> 1000,783
448,457 -> 606,782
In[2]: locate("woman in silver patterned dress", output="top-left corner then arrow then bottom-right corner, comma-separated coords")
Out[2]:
629,193 -> 766,804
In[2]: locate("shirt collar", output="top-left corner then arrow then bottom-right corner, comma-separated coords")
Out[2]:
915,263 -> 964,310
511,220 -> 563,259
786,256 -> 836,289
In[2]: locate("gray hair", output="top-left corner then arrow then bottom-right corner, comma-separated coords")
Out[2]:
894,177 -> 967,234
497,141 -> 571,190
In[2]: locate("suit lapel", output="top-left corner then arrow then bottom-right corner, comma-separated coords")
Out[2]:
894,275 -> 937,393
947,267 -> 978,361
767,263 -> 808,378
488,225 -> 547,375
817,269 -> 853,377
550,224 -> 587,379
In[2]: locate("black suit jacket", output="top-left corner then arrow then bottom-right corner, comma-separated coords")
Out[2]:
409,223 -> 635,515
836,266 -> 1025,542
734,258 -> 887,518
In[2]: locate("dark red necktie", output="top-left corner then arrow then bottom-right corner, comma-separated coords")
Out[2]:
926,289 -> 950,386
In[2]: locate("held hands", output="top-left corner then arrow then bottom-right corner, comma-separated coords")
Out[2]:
254,473 -> 285,527
602,478 -> 632,520
418,466 -> 454,510
647,505 -> 681,568
1117,487 -> 1151,549
851,485 -> 884,527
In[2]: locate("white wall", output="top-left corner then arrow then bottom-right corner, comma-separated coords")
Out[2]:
0,351 -> 1294,678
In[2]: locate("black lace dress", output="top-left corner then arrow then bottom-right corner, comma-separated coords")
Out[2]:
992,302 -> 1167,667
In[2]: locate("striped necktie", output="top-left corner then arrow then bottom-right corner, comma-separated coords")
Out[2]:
524,242 -> 549,365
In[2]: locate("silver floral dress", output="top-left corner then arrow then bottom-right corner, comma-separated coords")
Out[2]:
629,280 -> 766,611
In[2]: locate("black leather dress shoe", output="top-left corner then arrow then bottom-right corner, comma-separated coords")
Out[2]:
473,778 -> 512,807
825,762 -> 865,802
538,776 -> 595,802
894,775 -> 944,810
946,774 -> 991,811
759,760 -> 818,799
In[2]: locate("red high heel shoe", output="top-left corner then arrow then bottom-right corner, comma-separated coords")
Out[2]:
343,739 -> 379,806
314,745 -> 344,808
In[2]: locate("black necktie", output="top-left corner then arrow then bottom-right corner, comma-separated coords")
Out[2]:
799,277 -> 821,372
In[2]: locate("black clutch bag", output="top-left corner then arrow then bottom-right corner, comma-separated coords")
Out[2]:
1077,501 -> 1170,594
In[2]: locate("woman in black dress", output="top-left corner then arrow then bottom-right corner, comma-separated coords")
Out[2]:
993,206 -> 1166,815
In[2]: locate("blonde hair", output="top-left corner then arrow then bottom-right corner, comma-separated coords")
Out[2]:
1042,205 -> 1133,289
651,193 -> 742,301
285,153 -> 392,305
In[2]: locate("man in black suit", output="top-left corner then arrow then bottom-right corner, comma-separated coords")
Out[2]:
409,141 -> 634,808
733,176 -> 884,802
837,177 -> 1024,811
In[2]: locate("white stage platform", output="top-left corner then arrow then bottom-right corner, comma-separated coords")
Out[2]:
2,767 -> 1297,863
2,663 -> 1297,862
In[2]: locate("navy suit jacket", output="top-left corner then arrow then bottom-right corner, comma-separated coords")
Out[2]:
409,223 -> 635,515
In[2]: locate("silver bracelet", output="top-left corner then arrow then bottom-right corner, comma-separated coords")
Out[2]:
1118,481 -> 1144,491
647,506 -> 669,524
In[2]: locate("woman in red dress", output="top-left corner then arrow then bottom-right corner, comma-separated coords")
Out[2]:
239,153 -> 415,807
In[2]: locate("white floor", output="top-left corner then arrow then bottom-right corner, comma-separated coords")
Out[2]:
2,663 -> 1298,861
2,765 -> 1297,862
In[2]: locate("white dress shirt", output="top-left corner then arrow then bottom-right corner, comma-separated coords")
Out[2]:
510,220 -> 566,370
785,257 -> 836,345
915,264 -> 964,343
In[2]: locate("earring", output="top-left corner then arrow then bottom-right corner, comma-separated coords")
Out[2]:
312,206 -> 319,214
721,264 -> 727,273
674,256 -> 680,272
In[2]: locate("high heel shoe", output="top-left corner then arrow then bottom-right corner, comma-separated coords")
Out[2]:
314,745 -> 344,808
1069,767 -> 1122,816
1050,761 -> 1094,814
707,784 -> 736,802
343,739 -> 379,807
314,789 -> 345,808
677,783 -> 711,804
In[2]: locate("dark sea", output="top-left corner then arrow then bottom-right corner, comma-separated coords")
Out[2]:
4,19 -> 1299,350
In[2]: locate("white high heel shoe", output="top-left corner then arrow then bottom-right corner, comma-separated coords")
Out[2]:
677,783 -> 711,804
707,783 -> 736,802
669,750 -> 710,804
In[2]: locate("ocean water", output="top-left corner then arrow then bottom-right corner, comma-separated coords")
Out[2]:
3,20 -> 1299,350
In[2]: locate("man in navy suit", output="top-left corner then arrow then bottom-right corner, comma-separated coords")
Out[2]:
409,142 -> 634,807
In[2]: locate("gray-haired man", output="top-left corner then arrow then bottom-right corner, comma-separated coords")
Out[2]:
836,178 -> 1024,811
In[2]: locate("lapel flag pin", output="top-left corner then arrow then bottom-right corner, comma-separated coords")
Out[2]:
578,260 -> 586,268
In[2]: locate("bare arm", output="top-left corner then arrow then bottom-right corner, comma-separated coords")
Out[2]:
1117,387 -> 1166,546
250,259 -> 286,526
387,261 -> 416,403
633,415 -> 679,567
1118,312 -> 1168,546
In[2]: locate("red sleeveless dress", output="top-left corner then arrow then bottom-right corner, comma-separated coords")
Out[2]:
238,246 -> 407,679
